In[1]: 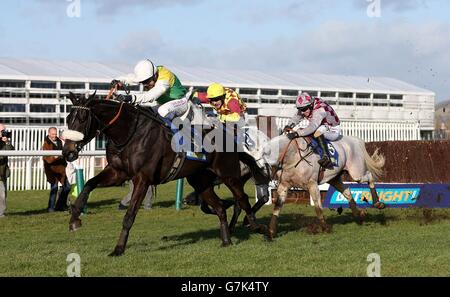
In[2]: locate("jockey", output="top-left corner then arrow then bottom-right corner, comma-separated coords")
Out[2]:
111,59 -> 189,119
206,83 -> 250,151
206,83 -> 247,124
285,92 -> 342,168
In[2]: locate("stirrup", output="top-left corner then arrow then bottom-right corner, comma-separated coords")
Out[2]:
318,156 -> 332,168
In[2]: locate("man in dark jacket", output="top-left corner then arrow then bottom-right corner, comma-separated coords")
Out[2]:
0,123 -> 14,218
42,127 -> 71,212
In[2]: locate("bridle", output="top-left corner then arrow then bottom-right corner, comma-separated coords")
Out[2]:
69,101 -> 138,151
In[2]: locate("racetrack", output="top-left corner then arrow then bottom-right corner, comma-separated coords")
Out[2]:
0,181 -> 448,277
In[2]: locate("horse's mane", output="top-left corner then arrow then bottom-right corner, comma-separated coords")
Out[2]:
89,99 -> 171,133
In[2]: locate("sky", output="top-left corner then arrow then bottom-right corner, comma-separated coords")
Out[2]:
0,0 -> 449,102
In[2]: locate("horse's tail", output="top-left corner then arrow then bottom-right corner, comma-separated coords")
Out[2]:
358,138 -> 385,181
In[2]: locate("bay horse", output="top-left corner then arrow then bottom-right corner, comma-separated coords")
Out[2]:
61,92 -> 266,256
261,133 -> 385,239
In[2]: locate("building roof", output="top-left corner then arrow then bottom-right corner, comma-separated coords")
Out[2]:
0,57 -> 435,95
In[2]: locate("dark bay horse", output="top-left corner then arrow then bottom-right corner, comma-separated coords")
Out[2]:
62,92 -> 266,256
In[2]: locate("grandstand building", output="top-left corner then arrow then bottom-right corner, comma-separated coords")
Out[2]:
0,58 -> 435,140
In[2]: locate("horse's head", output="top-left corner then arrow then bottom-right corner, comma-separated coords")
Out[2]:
62,92 -> 99,162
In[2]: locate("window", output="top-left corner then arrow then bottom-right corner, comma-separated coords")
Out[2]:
95,133 -> 108,150
261,98 -> 279,104
239,88 -> 258,95
60,105 -> 72,113
29,117 -> 58,124
246,108 -> 258,115
0,80 -> 25,88
339,92 -> 353,98
325,100 -> 336,105
390,103 -> 403,107
373,94 -> 387,99
356,102 -> 370,106
0,104 -> 26,112
321,91 -> 336,98
29,93 -> 57,99
373,102 -> 388,107
128,85 -> 140,91
90,83 -> 110,90
242,97 -> 258,103
390,94 -> 403,100
339,101 -> 354,106
281,90 -> 298,96
356,93 -> 370,99
193,86 -> 208,93
261,89 -> 278,96
281,98 -> 296,104
0,117 -> 26,124
0,92 -> 25,98
303,91 -> 318,97
30,104 -> 56,113
31,81 -> 56,89
61,82 -> 85,89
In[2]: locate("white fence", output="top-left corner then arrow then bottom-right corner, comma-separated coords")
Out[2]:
275,118 -> 421,142
3,126 -> 104,191
2,120 -> 420,191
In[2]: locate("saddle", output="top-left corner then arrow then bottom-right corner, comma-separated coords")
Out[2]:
305,136 -> 339,167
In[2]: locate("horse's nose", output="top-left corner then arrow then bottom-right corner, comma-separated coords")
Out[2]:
64,151 -> 78,162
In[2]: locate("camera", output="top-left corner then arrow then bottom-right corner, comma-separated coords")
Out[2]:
1,130 -> 12,139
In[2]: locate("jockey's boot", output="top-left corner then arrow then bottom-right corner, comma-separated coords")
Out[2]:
316,135 -> 332,168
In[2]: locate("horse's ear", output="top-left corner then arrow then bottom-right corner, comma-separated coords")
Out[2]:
88,90 -> 97,100
68,92 -> 78,105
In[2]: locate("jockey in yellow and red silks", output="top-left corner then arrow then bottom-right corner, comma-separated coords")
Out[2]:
206,83 -> 247,124
285,92 -> 342,168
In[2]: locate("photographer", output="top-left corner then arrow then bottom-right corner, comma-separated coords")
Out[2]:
0,124 -> 14,218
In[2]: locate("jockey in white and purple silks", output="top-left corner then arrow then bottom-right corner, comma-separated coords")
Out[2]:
284,92 -> 342,168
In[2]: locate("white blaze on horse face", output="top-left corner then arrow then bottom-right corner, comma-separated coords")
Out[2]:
62,130 -> 85,142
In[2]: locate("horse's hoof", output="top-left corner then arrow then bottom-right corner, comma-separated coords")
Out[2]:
69,219 -> 82,232
108,247 -> 125,257
243,216 -> 249,226
221,241 -> 232,247
321,223 -> 332,233
267,228 -> 276,241
359,209 -> 368,218
258,224 -> 268,235
374,202 -> 385,210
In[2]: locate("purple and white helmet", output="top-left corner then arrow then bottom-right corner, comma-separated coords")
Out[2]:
295,92 -> 313,109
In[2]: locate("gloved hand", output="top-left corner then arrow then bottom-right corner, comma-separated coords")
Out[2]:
116,94 -> 133,103
110,79 -> 122,88
287,131 -> 299,140
283,125 -> 292,133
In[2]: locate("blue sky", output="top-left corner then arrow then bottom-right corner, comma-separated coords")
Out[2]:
0,0 -> 449,102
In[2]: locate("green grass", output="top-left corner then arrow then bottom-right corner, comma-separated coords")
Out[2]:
0,182 -> 449,277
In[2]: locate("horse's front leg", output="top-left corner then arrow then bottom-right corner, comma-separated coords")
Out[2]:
308,183 -> 331,233
222,177 -> 267,235
69,165 -> 127,232
109,174 -> 150,256
268,182 -> 288,240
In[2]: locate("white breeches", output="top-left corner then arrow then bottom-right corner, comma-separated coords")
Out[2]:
317,125 -> 342,141
158,97 -> 188,118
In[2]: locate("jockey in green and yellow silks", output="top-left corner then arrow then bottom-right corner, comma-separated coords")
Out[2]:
112,59 -> 189,119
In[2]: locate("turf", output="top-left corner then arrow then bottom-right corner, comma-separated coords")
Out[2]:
0,181 -> 448,276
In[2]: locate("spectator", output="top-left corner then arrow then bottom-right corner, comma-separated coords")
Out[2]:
118,180 -> 154,210
0,123 -> 14,218
42,127 -> 71,212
